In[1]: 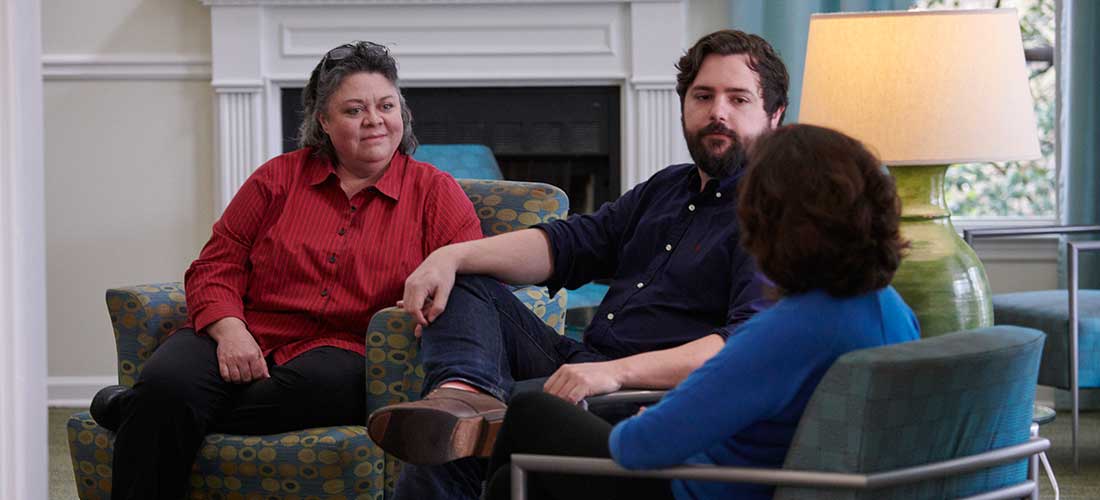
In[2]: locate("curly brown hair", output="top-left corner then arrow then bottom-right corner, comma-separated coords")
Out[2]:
675,29 -> 789,124
737,124 -> 908,297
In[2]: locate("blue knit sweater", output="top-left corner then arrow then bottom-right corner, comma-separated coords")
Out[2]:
609,286 -> 919,499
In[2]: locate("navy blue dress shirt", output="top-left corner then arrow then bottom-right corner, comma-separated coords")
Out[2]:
535,163 -> 771,359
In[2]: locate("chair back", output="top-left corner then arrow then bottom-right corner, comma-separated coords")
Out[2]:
777,326 -> 1045,499
457,179 -> 568,238
413,144 -> 504,180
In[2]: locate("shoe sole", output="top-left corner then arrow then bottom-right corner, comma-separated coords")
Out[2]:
369,406 -> 505,465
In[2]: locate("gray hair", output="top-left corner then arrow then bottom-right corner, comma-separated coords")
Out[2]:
298,41 -> 418,164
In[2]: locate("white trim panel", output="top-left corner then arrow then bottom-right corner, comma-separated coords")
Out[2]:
42,54 -> 212,81
281,23 -> 615,57
1,0 -> 48,497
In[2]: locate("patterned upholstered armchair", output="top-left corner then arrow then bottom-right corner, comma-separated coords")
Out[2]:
67,179 -> 569,500
512,327 -> 1050,500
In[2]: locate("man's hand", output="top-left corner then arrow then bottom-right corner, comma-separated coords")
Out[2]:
543,361 -> 625,404
401,249 -> 459,331
207,317 -> 269,383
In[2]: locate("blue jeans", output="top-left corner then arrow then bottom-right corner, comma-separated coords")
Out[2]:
394,275 -> 611,500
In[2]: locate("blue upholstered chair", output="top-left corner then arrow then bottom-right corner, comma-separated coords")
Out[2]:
67,179 -> 569,500
413,144 -> 610,336
512,327 -> 1049,500
965,225 -> 1100,471
412,144 -> 504,181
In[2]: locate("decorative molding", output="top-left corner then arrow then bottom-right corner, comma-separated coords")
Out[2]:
47,376 -> 117,408
281,23 -> 615,58
42,54 -> 212,81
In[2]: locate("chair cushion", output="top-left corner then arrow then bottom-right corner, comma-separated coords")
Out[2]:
67,411 -> 380,500
778,327 -> 1044,499
993,289 -> 1100,389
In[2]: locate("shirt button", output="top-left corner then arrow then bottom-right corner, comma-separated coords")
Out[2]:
688,204 -> 696,212
606,313 -> 615,321
338,228 -> 346,236
328,255 -> 337,264
636,282 -> 645,288
665,244 -> 672,251
320,289 -> 329,297
350,206 -> 357,212
716,192 -> 723,198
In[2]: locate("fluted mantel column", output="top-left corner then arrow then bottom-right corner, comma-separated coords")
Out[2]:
624,1 -> 689,191
206,3 -> 264,214
215,85 -> 264,211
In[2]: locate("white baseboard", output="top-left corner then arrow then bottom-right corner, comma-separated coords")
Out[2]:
48,376 -> 116,408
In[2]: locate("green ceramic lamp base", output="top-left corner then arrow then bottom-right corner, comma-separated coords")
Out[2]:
889,164 -> 993,337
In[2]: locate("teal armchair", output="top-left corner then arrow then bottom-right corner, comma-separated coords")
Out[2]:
67,179 -> 569,500
512,327 -> 1049,500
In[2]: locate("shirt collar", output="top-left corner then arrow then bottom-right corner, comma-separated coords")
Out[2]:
306,150 -> 408,202
685,165 -> 743,195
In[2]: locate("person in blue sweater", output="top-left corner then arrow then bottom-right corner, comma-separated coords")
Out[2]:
483,123 -> 921,500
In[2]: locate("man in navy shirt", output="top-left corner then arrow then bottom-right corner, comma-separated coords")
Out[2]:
370,29 -> 789,500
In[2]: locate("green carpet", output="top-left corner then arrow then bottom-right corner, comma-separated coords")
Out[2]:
48,407 -> 1100,499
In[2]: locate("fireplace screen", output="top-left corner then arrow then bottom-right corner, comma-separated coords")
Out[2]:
281,86 -> 621,214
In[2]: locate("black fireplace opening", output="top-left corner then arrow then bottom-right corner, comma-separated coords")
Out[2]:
281,86 -> 621,214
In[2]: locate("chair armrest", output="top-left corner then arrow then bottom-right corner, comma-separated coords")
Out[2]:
583,389 -> 667,407
963,224 -> 1100,246
363,285 -> 570,410
364,306 -> 424,408
509,437 -> 1049,500
105,282 -> 188,387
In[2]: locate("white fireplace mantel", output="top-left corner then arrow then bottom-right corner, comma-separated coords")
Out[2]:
202,0 -> 689,211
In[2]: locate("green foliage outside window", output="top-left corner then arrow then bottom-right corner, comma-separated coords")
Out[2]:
919,0 -> 1056,216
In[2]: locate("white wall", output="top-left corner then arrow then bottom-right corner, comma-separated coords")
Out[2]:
43,0 -> 214,403
42,0 -> 1061,405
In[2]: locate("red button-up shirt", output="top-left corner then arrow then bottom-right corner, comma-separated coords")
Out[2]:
184,148 -> 482,364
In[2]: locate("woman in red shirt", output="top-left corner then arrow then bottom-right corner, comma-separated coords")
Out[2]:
91,41 -> 483,500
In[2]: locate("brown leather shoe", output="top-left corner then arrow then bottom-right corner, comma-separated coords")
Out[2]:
368,387 -> 507,465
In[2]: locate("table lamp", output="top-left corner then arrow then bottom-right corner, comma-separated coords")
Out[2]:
799,9 -> 1041,337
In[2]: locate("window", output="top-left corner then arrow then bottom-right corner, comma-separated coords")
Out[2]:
919,0 -> 1056,219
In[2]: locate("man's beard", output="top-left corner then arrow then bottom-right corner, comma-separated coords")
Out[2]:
684,122 -> 747,179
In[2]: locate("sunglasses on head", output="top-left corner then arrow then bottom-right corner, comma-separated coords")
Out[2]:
318,41 -> 389,73
309,41 -> 389,103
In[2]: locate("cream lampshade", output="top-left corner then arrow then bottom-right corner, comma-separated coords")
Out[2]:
799,8 -> 1040,336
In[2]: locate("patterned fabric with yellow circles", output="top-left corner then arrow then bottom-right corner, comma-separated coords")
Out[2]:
67,179 -> 572,499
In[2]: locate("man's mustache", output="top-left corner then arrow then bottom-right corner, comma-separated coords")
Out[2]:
697,123 -> 738,140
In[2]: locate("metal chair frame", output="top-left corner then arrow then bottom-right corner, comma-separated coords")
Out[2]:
964,224 -> 1100,472
510,438 -> 1049,500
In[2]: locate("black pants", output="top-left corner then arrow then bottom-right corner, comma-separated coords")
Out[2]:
484,391 -> 673,500
110,329 -> 366,500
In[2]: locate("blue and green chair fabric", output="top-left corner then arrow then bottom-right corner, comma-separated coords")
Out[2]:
67,179 -> 569,500
511,327 -> 1048,500
414,144 -> 610,337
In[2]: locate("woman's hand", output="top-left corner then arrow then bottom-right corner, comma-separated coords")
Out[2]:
206,317 -> 270,383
